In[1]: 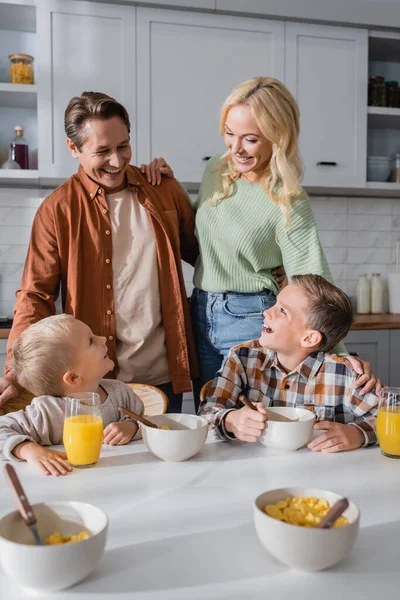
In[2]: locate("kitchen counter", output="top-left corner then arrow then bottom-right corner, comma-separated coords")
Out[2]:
1,314 -> 400,339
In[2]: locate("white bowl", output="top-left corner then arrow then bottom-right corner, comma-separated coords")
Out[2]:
259,406 -> 316,452
254,487 -> 360,571
367,164 -> 390,182
141,413 -> 208,462
0,501 -> 108,592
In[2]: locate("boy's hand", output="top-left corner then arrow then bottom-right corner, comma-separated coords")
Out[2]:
224,404 -> 267,442
308,421 -> 364,453
103,421 -> 138,446
14,441 -> 72,477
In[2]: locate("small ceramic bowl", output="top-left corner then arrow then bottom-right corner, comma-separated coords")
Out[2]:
141,413 -> 208,462
254,487 -> 360,571
259,406 -> 316,452
0,501 -> 108,592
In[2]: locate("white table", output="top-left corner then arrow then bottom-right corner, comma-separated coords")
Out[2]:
0,436 -> 399,600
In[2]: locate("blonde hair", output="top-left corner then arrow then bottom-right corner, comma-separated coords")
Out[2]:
291,275 -> 353,352
11,314 -> 77,397
213,77 -> 303,222
64,91 -> 130,151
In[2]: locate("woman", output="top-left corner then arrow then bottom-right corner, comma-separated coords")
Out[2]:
0,92 -> 198,414
142,77 -> 379,404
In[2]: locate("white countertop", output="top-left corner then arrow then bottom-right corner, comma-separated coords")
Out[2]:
0,436 -> 398,600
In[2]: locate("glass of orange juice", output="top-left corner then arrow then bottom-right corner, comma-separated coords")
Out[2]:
63,393 -> 103,468
376,388 -> 400,459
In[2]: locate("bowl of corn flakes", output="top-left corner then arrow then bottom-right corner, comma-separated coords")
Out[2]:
259,406 -> 316,452
254,487 -> 360,571
0,501 -> 108,592
141,413 -> 208,462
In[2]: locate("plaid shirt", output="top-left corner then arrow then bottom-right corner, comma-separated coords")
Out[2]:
199,340 -> 378,446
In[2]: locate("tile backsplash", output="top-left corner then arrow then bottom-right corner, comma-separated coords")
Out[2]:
0,186 -> 399,317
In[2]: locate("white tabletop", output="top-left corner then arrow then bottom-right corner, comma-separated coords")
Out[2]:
0,436 -> 399,600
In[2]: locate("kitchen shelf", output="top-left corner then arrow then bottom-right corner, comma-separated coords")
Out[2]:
0,170 -> 39,186
367,106 -> 400,129
366,181 -> 400,190
0,83 -> 37,109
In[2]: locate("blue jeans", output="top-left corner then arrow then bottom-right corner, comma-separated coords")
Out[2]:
155,382 -> 183,414
191,287 -> 276,410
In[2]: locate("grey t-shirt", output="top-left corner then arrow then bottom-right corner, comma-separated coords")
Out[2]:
0,379 -> 144,461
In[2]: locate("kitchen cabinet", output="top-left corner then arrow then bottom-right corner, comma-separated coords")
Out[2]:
136,8 -> 284,182
285,22 -> 368,188
36,0 -> 136,179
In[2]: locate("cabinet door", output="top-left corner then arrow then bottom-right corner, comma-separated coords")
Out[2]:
285,23 -> 368,188
344,330 -> 389,384
37,0 -> 135,179
136,9 -> 284,182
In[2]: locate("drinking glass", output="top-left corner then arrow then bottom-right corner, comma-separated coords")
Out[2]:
376,387 -> 400,459
63,392 -> 103,468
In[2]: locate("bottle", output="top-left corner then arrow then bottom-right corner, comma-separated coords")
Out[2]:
356,275 -> 370,314
390,151 -> 400,183
1,145 -> 21,170
11,126 -> 29,169
371,273 -> 384,314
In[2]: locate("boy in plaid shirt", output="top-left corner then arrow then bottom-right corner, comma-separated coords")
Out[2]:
199,274 -> 378,452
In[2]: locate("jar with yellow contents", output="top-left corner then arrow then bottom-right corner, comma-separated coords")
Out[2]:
8,53 -> 34,84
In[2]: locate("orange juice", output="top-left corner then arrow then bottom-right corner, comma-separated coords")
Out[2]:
376,408 -> 400,457
63,415 -> 103,467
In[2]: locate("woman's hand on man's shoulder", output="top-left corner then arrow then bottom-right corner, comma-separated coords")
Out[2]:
140,158 -> 174,186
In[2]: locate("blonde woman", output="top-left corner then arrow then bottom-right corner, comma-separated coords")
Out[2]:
143,77 -> 379,405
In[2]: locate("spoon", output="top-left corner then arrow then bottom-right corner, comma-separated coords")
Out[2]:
316,498 -> 349,529
240,396 -> 298,422
4,464 -> 43,545
118,407 -> 158,428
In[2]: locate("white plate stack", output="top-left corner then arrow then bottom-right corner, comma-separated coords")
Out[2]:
367,156 -> 390,182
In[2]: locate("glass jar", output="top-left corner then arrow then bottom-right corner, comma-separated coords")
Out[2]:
390,151 -> 400,183
370,76 -> 386,107
386,80 -> 398,108
8,53 -> 34,84
11,126 -> 29,169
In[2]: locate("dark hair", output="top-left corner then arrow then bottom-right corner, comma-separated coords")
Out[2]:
64,91 -> 130,150
291,274 -> 353,352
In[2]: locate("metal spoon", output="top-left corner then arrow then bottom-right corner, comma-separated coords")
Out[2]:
316,498 -> 349,529
4,464 -> 43,545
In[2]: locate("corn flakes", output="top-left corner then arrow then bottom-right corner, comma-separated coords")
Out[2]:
160,425 -> 171,430
44,530 -> 91,545
265,496 -> 348,528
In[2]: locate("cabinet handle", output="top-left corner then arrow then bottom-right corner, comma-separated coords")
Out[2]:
316,161 -> 337,166
202,156 -> 211,161
349,352 -> 359,357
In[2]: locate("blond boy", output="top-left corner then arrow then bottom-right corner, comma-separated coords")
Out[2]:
200,275 -> 378,452
0,315 -> 144,475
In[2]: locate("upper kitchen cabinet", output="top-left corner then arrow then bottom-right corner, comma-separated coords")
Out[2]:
136,9 -> 284,182
285,23 -> 368,188
36,0 -> 136,179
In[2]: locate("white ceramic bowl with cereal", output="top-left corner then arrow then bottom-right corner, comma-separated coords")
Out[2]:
0,501 -> 108,592
254,487 -> 360,571
141,413 -> 208,462
259,406 -> 316,452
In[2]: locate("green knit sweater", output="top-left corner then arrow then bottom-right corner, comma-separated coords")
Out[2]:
191,155 -> 346,355
193,155 -> 332,294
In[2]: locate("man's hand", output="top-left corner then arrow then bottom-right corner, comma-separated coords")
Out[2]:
0,377 -> 18,408
224,403 -> 267,442
14,441 -> 72,476
103,421 -> 138,446
344,356 -> 382,396
271,265 -> 287,290
308,421 -> 364,453
140,157 -> 174,186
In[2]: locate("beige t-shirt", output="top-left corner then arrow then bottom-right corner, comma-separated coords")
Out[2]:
106,188 -> 169,385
